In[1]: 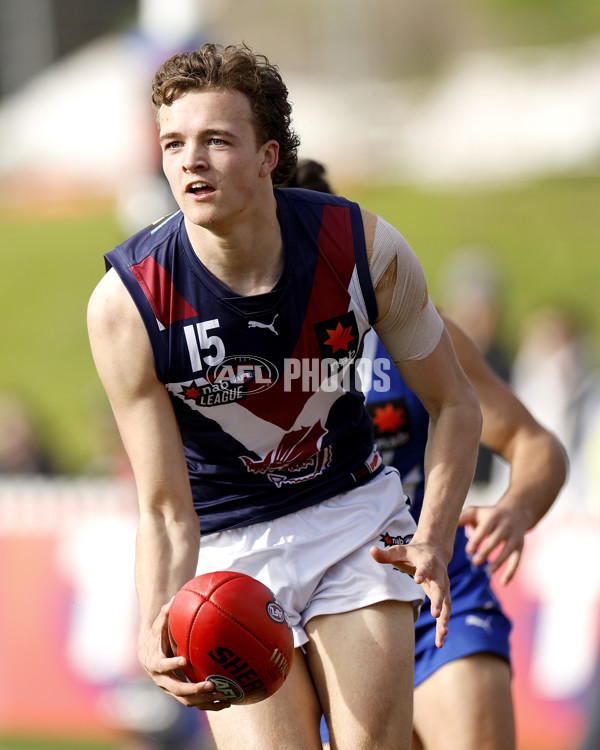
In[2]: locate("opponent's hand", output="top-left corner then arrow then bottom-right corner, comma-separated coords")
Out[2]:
459,504 -> 527,585
138,598 -> 231,711
370,541 -> 451,648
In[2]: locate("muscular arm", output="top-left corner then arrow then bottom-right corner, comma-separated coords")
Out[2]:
444,315 -> 568,583
363,209 -> 482,646
87,269 -> 226,709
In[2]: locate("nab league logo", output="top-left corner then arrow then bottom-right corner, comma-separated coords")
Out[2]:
176,355 -> 279,407
379,531 -> 414,547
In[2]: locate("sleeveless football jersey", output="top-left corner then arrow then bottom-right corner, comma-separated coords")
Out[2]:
105,187 -> 384,533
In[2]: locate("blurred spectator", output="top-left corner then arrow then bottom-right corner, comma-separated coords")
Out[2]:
0,393 -> 57,475
436,246 -> 510,378
436,247 -> 512,488
512,304 -> 600,735
511,305 -> 600,464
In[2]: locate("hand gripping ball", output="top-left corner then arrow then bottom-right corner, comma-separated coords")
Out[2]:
168,571 -> 294,705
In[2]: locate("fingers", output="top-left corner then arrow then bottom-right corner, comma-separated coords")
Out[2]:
370,545 -> 416,577
464,512 -> 501,558
370,543 -> 433,583
457,506 -> 477,528
434,596 -> 451,648
463,507 -> 525,570
145,653 -> 233,711
419,575 -> 451,648
371,543 -> 451,647
496,548 -> 521,585
140,600 -> 232,712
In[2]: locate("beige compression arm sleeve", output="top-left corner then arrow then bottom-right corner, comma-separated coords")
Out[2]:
370,217 -> 444,362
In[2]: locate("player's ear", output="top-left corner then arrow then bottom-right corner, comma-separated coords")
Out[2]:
259,140 -> 279,178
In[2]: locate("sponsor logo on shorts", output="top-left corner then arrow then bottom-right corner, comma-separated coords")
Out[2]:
465,614 -> 494,635
379,531 -> 414,547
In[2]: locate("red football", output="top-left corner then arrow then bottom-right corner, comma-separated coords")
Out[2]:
167,571 -> 294,705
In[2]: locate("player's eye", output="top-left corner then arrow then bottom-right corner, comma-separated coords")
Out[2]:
164,140 -> 182,151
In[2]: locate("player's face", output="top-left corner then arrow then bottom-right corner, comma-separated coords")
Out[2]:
158,89 -> 278,229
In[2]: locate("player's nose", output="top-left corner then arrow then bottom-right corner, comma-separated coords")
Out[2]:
183,143 -> 208,172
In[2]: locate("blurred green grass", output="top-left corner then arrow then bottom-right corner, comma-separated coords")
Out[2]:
0,739 -> 119,750
349,176 -> 600,356
1,176 -> 598,474
0,208 -> 124,474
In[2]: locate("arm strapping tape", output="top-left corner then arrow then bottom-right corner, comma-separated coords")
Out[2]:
370,217 -> 444,362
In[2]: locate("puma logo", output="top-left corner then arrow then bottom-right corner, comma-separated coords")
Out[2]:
248,313 -> 279,335
465,614 -> 494,635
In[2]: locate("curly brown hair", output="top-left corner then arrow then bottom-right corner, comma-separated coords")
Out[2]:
151,43 -> 300,185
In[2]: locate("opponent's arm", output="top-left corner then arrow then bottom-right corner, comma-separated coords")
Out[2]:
87,269 -> 228,710
444,315 -> 568,584
364,209 -> 482,647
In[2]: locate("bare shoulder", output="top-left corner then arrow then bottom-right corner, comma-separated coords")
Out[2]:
87,268 -> 151,357
87,268 -> 155,394
87,268 -> 138,330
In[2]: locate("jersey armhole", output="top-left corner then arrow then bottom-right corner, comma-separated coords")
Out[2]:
350,204 -> 378,325
104,250 -> 169,383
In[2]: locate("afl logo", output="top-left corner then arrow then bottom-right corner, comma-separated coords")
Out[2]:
206,674 -> 245,703
206,355 -> 278,394
266,600 -> 286,624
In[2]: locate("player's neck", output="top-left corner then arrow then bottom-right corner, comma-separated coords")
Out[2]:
185,200 -> 284,297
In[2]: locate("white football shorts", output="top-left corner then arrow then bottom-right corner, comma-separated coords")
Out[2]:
196,467 -> 424,647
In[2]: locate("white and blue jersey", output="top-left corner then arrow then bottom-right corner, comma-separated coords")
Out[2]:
105,188 -> 384,534
363,333 -> 512,687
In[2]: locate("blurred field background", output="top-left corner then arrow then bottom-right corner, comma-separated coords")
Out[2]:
1,178 -> 599,473
1,1 -> 599,749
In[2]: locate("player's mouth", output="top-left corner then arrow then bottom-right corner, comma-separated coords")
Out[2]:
187,181 -> 215,197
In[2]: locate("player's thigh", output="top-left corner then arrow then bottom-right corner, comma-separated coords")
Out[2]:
206,647 -> 323,750
413,653 -> 515,750
305,600 -> 415,750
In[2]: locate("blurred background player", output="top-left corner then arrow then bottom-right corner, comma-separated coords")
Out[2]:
285,160 -> 568,750
364,318 -> 567,750
435,246 -> 512,495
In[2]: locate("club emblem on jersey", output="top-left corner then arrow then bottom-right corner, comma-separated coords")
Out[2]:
366,398 -> 412,450
314,311 -> 360,372
240,421 -> 332,487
